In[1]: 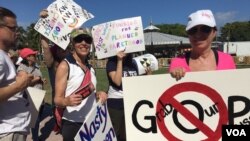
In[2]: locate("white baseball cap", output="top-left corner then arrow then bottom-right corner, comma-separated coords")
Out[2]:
186,9 -> 216,31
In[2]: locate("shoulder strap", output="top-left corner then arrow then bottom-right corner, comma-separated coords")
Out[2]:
212,49 -> 219,66
79,67 -> 91,87
185,51 -> 191,65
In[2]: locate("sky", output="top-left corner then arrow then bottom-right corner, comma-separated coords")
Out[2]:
1,0 -> 250,30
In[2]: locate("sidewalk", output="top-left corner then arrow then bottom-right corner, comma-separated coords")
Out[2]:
26,103 -> 62,141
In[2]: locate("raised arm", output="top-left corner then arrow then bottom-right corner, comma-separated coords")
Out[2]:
108,51 -> 126,86
41,36 -> 54,67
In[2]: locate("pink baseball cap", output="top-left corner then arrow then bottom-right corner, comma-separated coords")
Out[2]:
186,9 -> 216,31
19,48 -> 37,58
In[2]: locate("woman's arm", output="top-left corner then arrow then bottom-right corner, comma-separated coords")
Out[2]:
41,36 -> 54,67
108,51 -> 126,86
54,61 -> 82,107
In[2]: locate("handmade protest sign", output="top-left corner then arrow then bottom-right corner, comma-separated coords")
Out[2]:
91,16 -> 145,59
123,69 -> 250,141
74,102 -> 117,141
34,0 -> 94,50
133,53 -> 158,75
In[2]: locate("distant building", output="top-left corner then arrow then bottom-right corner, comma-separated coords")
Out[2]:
223,41 -> 250,56
143,23 -> 190,58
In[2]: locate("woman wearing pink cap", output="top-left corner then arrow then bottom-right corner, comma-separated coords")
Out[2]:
18,48 -> 45,89
17,47 -> 45,141
169,9 -> 236,80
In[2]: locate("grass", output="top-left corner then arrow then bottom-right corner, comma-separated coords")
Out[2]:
41,65 -> 250,104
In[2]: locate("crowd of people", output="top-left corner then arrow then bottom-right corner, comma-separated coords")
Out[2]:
0,6 -> 236,141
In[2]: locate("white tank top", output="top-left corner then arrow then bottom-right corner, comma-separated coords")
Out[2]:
62,58 -> 97,123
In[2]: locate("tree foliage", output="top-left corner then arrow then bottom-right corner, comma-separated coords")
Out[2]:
155,23 -> 187,37
17,23 -> 40,52
25,23 -> 40,51
220,21 -> 250,41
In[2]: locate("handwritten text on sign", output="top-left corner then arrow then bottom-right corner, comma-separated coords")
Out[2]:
91,16 -> 145,59
34,0 -> 94,50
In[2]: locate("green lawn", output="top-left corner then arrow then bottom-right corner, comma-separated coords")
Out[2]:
42,65 -> 250,104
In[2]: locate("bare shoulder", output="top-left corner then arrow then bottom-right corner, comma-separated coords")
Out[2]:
57,61 -> 69,73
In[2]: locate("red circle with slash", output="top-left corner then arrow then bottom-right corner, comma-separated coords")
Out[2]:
156,82 -> 228,141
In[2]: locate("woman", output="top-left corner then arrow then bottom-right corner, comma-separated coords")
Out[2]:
54,28 -> 107,141
106,51 -> 151,141
17,47 -> 45,141
169,9 -> 236,80
17,48 -> 44,90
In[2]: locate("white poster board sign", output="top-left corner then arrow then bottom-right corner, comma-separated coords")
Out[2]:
74,102 -> 117,141
34,0 -> 94,50
91,16 -> 145,59
26,87 -> 46,128
133,53 -> 158,75
123,69 -> 250,141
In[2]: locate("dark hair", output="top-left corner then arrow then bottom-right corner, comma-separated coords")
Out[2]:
20,58 -> 29,66
0,7 -> 16,26
108,53 -> 135,67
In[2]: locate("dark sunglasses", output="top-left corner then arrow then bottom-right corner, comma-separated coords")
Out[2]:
187,25 -> 213,35
0,24 -> 18,32
73,34 -> 93,44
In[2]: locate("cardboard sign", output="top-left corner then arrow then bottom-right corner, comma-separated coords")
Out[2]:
133,53 -> 158,75
122,69 -> 250,141
91,16 -> 145,59
34,0 -> 94,50
26,87 -> 46,128
74,102 -> 117,141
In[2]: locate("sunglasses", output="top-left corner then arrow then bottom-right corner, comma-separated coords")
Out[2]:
73,34 -> 93,44
0,24 -> 18,32
187,25 -> 213,35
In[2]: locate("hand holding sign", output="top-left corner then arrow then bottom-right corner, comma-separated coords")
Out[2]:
133,53 -> 158,75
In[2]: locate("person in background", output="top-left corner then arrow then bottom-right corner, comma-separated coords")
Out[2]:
17,48 -> 45,89
39,10 -> 71,135
169,9 -> 236,80
54,28 -> 108,141
17,47 -> 46,141
40,9 -> 69,108
41,37 -> 69,107
0,7 -> 33,141
106,51 -> 151,141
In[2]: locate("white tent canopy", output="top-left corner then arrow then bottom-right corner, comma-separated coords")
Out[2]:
144,24 -> 160,31
144,32 -> 190,45
143,23 -> 189,46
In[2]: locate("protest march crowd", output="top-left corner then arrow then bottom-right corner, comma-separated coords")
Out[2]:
0,0 -> 237,141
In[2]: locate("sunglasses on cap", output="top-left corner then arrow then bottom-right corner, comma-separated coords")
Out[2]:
187,25 -> 214,35
73,34 -> 93,44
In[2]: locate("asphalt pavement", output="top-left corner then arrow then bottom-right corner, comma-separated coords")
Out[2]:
26,103 -> 63,141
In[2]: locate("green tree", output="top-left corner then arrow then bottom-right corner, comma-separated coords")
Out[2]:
155,24 -> 187,37
16,26 -> 27,49
25,23 -> 41,51
220,21 -> 250,41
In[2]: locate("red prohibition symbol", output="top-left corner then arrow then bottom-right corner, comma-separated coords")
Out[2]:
156,82 -> 228,141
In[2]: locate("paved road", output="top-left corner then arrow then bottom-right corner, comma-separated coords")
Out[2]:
26,103 -> 62,141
